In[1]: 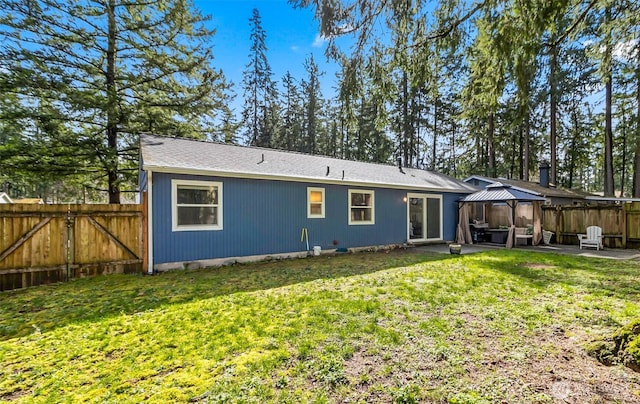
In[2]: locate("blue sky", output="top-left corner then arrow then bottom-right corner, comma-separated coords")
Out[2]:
194,0 -> 342,103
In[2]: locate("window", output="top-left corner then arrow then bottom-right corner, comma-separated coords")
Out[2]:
307,187 -> 325,218
172,179 -> 222,231
348,189 -> 374,225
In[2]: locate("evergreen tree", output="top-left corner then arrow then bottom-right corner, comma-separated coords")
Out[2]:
274,71 -> 303,151
634,44 -> 640,197
461,13 -> 505,178
335,58 -> 361,161
0,0 -> 227,203
241,8 -> 278,148
218,88 -> 241,144
301,54 -> 324,154
294,0 -> 640,193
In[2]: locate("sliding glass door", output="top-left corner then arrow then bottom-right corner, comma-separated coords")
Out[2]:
407,193 -> 442,242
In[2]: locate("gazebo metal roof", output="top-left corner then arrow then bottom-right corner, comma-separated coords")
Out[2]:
459,182 -> 546,203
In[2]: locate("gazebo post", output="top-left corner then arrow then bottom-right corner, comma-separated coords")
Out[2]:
505,200 -> 516,248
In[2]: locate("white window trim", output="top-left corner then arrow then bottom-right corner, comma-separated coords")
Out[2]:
406,193 -> 442,242
172,179 -> 223,232
348,189 -> 375,225
307,187 -> 325,218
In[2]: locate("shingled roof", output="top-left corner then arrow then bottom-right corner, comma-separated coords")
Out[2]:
465,175 -> 593,200
140,134 -> 477,193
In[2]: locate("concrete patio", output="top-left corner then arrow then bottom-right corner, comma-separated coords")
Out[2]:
417,242 -> 640,261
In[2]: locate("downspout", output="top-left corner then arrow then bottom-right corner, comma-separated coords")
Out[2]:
147,170 -> 154,274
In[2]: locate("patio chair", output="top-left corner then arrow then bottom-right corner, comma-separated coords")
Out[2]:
515,227 -> 533,246
578,226 -> 603,250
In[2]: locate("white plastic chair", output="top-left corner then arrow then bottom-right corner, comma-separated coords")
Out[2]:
578,226 -> 603,250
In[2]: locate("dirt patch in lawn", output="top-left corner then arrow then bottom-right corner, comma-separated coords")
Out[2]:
527,329 -> 640,402
521,262 -> 556,270
472,327 -> 640,403
0,389 -> 29,402
335,325 -> 640,402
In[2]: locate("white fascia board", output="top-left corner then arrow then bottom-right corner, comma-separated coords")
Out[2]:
462,175 -> 491,183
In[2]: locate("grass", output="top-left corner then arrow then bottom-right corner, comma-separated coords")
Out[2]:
1,249 -> 639,402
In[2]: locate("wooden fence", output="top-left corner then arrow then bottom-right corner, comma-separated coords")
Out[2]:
542,202 -> 640,249
486,204 -> 533,228
0,204 -> 144,291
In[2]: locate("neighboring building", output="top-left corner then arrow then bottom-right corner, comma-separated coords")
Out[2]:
140,134 -> 477,272
464,164 -> 594,206
0,193 -> 12,204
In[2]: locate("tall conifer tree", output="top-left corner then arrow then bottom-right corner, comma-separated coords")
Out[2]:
0,0 -> 227,202
241,8 -> 278,147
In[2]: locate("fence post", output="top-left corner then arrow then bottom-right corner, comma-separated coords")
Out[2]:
555,205 -> 562,244
65,206 -> 72,281
622,203 -> 628,249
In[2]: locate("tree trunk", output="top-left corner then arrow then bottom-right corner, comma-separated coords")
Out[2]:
603,7 -> 615,197
568,107 -> 579,189
633,44 -> 640,197
518,125 -> 524,179
487,114 -> 496,177
340,115 -> 346,159
106,0 -> 120,204
431,95 -> 438,171
604,72 -> 615,196
620,107 -> 626,196
451,120 -> 457,176
550,43 -> 558,185
409,94 -> 417,167
524,112 -> 530,182
634,136 -> 640,198
476,128 -> 483,174
431,61 -> 439,171
509,129 -> 516,179
402,72 -> 409,167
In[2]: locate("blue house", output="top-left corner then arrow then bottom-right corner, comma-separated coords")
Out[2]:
140,135 -> 476,272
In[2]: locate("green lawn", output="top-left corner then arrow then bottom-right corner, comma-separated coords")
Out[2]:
1,249 -> 639,403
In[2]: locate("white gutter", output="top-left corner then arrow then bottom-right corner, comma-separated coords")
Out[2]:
585,196 -> 640,202
147,170 -> 154,274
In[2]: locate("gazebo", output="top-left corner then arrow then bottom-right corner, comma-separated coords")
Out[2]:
456,182 -> 547,248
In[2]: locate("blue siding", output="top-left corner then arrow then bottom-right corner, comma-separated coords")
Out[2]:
442,192 -> 462,241
138,169 -> 147,192
151,172 -> 466,264
466,178 -> 493,189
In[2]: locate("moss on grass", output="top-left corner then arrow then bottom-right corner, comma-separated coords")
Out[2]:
587,317 -> 640,372
1,249 -> 639,402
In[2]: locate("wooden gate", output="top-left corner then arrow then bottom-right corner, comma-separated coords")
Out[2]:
0,204 -> 144,291
626,202 -> 640,249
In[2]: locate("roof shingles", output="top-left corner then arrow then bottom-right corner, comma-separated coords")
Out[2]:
467,175 -> 593,199
141,135 -> 476,193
